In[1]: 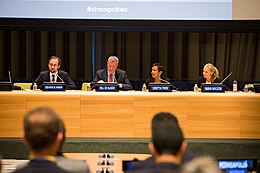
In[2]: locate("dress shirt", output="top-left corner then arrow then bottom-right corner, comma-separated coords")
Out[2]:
50,72 -> 58,83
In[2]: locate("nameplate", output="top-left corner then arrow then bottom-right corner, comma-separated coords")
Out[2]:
148,83 -> 173,92
0,82 -> 12,91
218,158 -> 258,172
201,83 -> 225,92
95,83 -> 119,92
253,83 -> 260,93
42,82 -> 66,91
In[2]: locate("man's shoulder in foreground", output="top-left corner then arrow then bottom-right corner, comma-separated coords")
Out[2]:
56,156 -> 90,173
14,160 -> 72,173
128,162 -> 179,173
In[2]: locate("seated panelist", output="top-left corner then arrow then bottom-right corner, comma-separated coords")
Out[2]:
31,56 -> 77,90
91,56 -> 133,90
145,63 -> 171,88
197,63 -> 221,88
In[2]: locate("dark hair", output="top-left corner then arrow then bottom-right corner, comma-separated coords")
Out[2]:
57,118 -> 66,156
23,107 -> 61,151
152,112 -> 183,155
49,56 -> 61,65
152,63 -> 165,76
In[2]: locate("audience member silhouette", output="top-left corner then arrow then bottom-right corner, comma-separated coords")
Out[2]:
13,107 -> 72,173
128,112 -> 188,173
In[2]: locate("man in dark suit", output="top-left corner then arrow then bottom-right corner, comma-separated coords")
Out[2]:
31,56 -> 76,90
91,56 -> 133,90
128,112 -> 187,173
13,107 -> 72,173
16,110 -> 90,173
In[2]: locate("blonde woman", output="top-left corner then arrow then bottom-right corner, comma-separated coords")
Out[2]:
197,63 -> 221,88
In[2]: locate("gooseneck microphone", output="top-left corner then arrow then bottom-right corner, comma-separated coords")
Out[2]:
8,71 -> 12,83
113,77 -> 118,83
221,72 -> 232,84
56,74 -> 65,83
159,78 -> 170,84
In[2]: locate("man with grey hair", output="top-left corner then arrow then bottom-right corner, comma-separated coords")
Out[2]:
91,56 -> 133,90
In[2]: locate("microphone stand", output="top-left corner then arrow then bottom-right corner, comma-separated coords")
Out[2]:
159,78 -> 170,84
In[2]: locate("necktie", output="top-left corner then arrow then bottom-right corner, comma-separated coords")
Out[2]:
109,74 -> 113,82
52,74 -> 55,83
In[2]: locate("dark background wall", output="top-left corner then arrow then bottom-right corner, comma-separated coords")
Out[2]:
0,30 -> 259,83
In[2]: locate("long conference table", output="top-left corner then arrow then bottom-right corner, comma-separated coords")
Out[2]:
0,90 -> 260,139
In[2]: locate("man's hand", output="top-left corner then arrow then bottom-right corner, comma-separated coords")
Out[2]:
97,80 -> 105,83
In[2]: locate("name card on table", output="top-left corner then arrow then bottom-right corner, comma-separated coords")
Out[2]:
95,83 -> 119,92
42,82 -> 66,91
148,83 -> 173,92
201,83 -> 225,92
218,158 -> 258,173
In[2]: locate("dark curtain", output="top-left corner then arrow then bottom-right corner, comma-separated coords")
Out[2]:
0,30 -> 259,82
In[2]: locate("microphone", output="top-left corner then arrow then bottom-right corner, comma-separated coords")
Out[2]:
8,71 -> 12,83
112,77 -> 121,88
221,72 -> 232,84
159,78 -> 170,84
113,76 -> 118,83
90,84 -> 96,90
56,74 -> 65,83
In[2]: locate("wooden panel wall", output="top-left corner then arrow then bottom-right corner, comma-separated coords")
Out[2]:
0,91 -> 259,139
0,92 -> 26,137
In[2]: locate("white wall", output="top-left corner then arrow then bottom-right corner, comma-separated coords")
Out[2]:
233,0 -> 260,19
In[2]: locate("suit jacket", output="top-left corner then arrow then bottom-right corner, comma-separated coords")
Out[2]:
16,156 -> 90,173
14,159 -> 72,173
91,68 -> 133,90
56,156 -> 90,173
127,162 -> 179,173
31,70 -> 77,90
130,151 -> 197,172
197,76 -> 221,88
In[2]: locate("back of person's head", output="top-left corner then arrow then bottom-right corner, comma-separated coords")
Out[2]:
152,63 -> 166,76
108,56 -> 119,63
204,63 -> 219,81
179,156 -> 222,173
57,118 -> 66,156
151,112 -> 183,155
23,107 -> 62,152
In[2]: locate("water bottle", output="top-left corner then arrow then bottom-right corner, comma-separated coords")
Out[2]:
243,84 -> 248,92
233,80 -> 237,92
86,83 -> 91,91
33,83 -> 37,90
194,84 -> 198,92
142,83 -> 146,91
